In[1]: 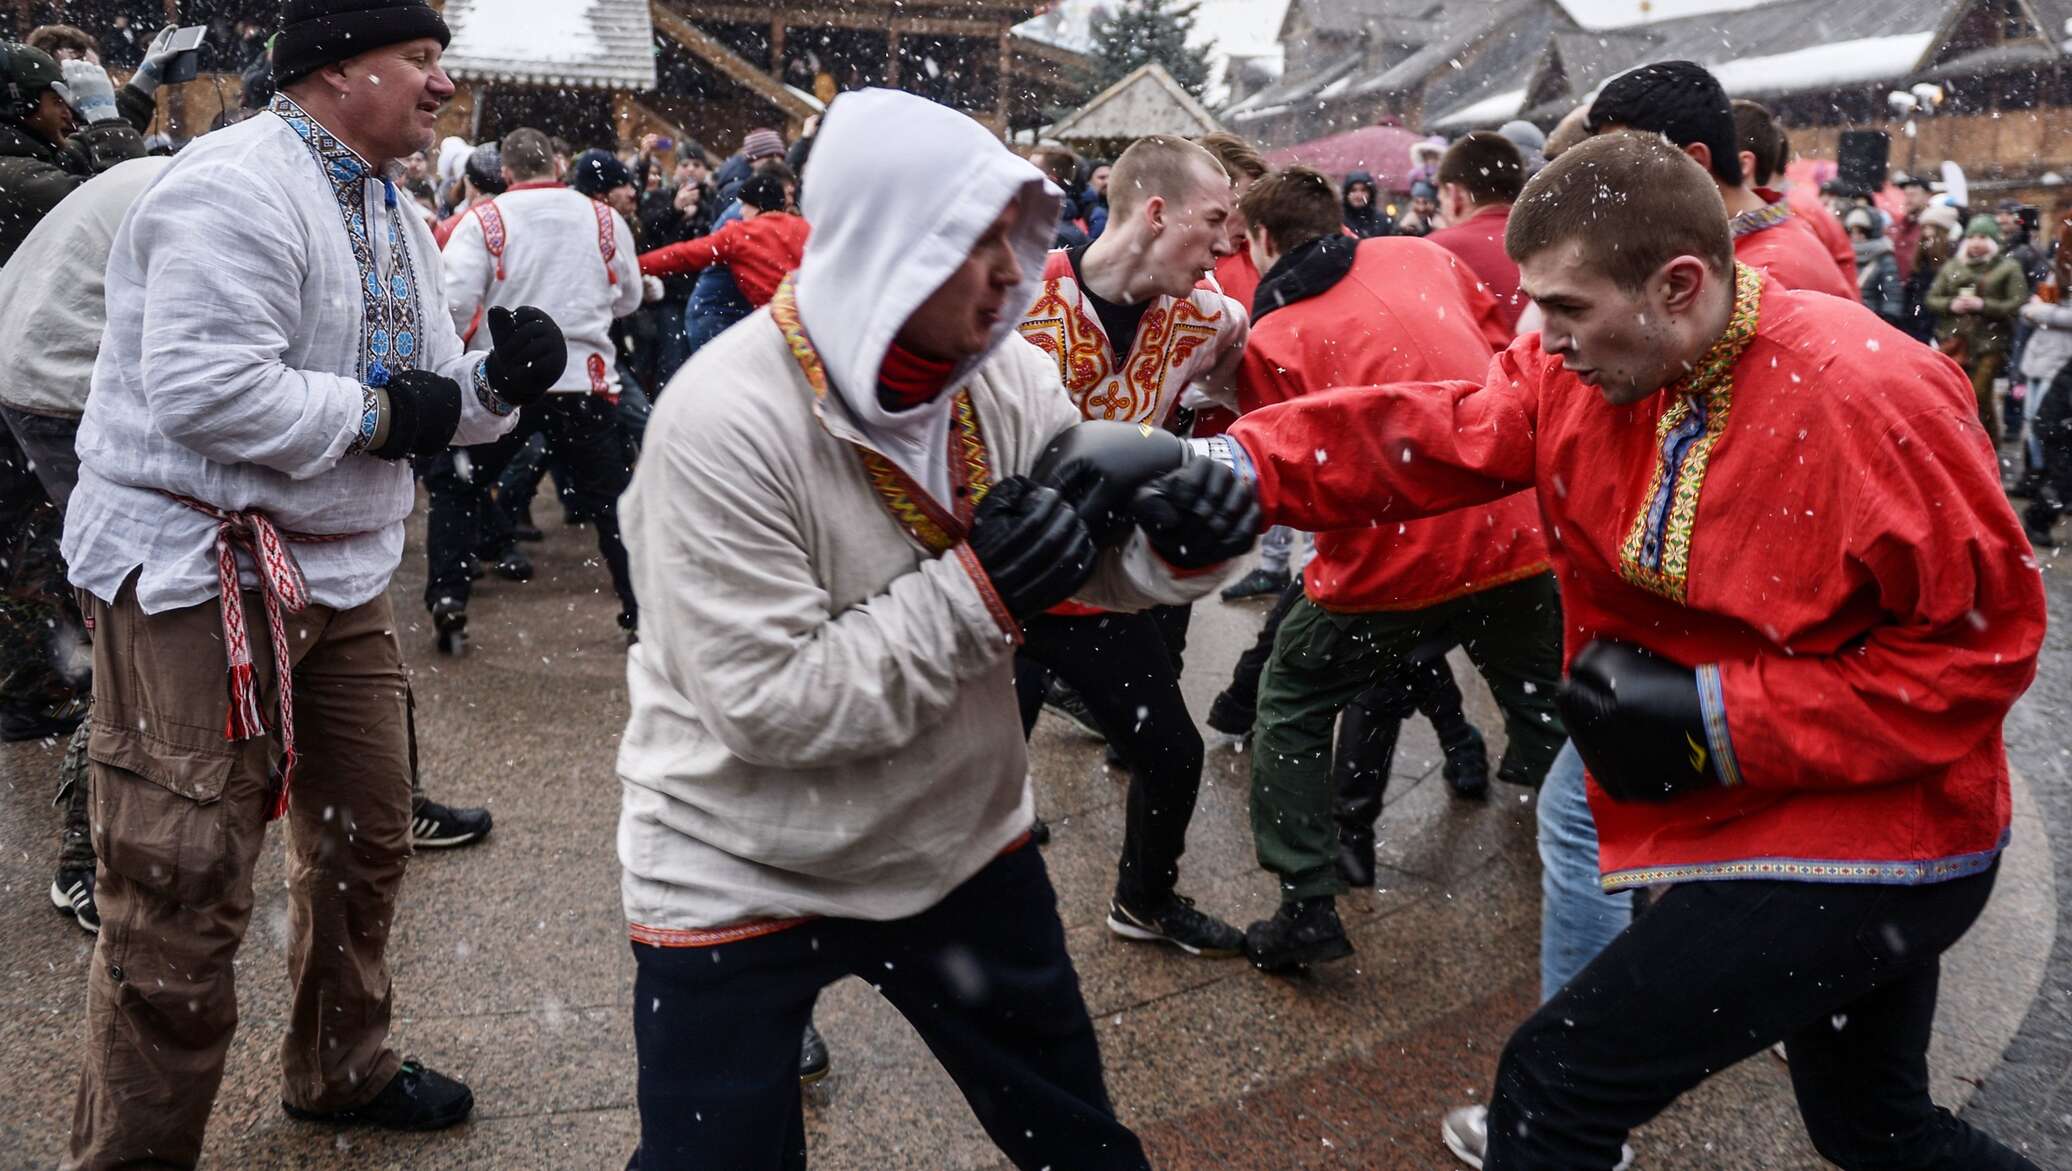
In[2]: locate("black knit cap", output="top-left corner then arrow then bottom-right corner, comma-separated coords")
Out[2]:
274,0 -> 449,86
1587,60 -> 1742,187
570,148 -> 633,197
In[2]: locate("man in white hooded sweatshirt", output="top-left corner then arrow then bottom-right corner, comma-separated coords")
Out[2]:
615,88 -> 1258,1169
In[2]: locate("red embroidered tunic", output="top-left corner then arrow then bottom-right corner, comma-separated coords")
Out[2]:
1238,237 -> 1547,612
1734,194 -> 1860,302
1224,266 -> 2044,889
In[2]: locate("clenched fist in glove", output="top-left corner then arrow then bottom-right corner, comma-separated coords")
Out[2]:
1130,458 -> 1259,568
1030,420 -> 1187,545
968,477 -> 1098,619
370,370 -> 463,459
485,305 -> 568,407
1556,640 -> 1720,803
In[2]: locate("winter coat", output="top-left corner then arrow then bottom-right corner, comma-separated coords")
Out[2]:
0,83 -> 153,264
1340,169 -> 1390,239
2018,297 -> 2072,390
616,89 -> 1228,932
1927,250 -> 2028,358
1852,235 -> 1905,324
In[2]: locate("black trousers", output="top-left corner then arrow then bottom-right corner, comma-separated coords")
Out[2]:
421,395 -> 637,618
1487,865 -> 2039,1171
1016,606 -> 1200,908
627,845 -> 1145,1171
2026,362 -> 2072,525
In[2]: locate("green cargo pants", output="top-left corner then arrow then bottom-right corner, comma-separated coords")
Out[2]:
1252,573 -> 1567,902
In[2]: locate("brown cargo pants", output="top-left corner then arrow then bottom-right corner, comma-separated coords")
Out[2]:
64,577 -> 413,1170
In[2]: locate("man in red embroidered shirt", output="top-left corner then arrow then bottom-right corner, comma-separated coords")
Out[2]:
1426,131 -> 1530,334
1588,60 -> 1860,303
435,126 -> 643,652
637,171 -> 807,309
1206,132 -> 2044,1170
1011,134 -> 1251,959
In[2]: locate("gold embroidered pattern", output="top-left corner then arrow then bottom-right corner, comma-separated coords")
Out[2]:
1616,264 -> 1763,603
1016,274 -> 1226,424
771,277 -> 992,555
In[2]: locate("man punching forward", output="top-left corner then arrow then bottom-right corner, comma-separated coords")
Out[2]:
1204,133 -> 2045,1170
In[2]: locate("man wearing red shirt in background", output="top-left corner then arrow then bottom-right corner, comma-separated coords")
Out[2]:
1427,131 -> 1530,333
1207,131 -> 2042,1171
639,172 -> 807,308
1733,98 -> 1858,294
1589,61 -> 1859,303
1227,167 -> 1559,970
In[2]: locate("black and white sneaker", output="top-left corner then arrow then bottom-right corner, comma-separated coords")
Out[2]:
51,867 -> 99,933
1043,680 -> 1106,742
1107,893 -> 1244,957
411,799 -> 492,849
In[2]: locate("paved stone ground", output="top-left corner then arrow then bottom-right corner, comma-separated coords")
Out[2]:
0,505 -> 2058,1170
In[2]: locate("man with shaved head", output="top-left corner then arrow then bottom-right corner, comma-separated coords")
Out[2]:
1012,133 -> 1251,959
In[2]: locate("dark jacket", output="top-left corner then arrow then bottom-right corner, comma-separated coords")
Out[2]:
1851,235 -> 1905,326
0,84 -> 153,265
639,182 -> 715,300
1340,169 -> 1390,239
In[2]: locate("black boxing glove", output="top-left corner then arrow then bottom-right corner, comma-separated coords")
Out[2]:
369,369 -> 463,459
484,305 -> 568,407
1030,420 -> 1187,545
1129,457 -> 1260,568
968,476 -> 1098,619
1556,640 -> 1719,803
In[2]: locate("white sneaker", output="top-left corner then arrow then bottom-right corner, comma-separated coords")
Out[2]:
1442,1104 -> 1634,1169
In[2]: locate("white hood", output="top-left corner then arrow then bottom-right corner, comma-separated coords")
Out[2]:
793,88 -> 1061,502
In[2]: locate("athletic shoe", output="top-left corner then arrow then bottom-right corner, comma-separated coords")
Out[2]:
799,1022 -> 831,1084
1441,1104 -> 1633,1169
1043,680 -> 1106,742
1220,566 -> 1290,601
284,1059 -> 472,1131
1243,895 -> 1354,971
51,867 -> 99,934
411,799 -> 492,849
1107,893 -> 1244,957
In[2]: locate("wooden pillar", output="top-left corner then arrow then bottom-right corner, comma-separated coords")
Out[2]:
770,15 -> 785,73
994,30 -> 1011,135
885,27 -> 900,88
613,89 -> 636,148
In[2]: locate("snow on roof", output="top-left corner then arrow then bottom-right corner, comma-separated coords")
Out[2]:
1706,31 -> 1937,95
1428,85 -> 1528,130
442,0 -> 657,90
1556,0 -> 1783,30
1016,0 -> 1290,107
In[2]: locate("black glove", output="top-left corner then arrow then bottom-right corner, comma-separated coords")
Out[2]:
1556,640 -> 1718,803
370,370 -> 463,459
968,476 -> 1097,619
484,305 -> 568,407
1030,420 -> 1187,545
1129,458 -> 1260,568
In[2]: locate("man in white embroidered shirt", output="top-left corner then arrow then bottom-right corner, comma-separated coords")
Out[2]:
57,2 -> 566,1165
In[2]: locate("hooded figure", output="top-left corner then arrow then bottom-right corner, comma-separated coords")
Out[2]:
1340,168 -> 1390,238
615,87 -> 1237,1170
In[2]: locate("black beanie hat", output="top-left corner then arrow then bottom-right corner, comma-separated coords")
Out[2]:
1587,60 -> 1742,187
570,148 -> 634,197
736,172 -> 788,213
274,0 -> 450,86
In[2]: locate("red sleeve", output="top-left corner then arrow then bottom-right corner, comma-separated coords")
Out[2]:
1235,330 -> 1304,415
1225,343 -> 1544,532
1452,260 -> 1510,350
639,220 -> 743,278
1712,404 -> 2046,790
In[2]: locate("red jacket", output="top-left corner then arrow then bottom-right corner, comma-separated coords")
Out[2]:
1225,268 -> 2043,889
640,212 -> 810,307
1425,204 -> 1526,332
1778,184 -> 1859,293
1239,236 -> 1546,611
1735,195 -> 1860,302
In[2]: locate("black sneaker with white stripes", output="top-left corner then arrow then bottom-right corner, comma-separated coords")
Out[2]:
411,798 -> 492,849
1106,893 -> 1243,957
51,866 -> 99,933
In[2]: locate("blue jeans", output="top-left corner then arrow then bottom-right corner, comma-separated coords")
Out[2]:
1536,741 -> 1632,1002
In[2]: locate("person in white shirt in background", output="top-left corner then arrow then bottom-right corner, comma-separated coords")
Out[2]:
436,126 -> 643,653
57,2 -> 568,1164
615,86 -> 1256,1170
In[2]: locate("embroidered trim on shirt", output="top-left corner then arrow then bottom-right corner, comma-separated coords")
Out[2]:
270,93 -> 423,391
1600,829 -> 2009,892
350,385 -> 381,454
472,357 -> 514,417
628,916 -> 816,949
770,275 -> 992,554
1616,263 -> 1762,603
1017,278 -> 1225,424
1730,198 -> 1794,240
1694,663 -> 1744,787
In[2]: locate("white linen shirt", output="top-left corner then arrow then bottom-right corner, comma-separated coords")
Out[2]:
441,182 -> 643,389
63,96 -> 517,613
